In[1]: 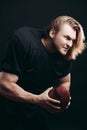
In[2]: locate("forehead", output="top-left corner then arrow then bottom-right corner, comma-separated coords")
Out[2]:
59,23 -> 76,39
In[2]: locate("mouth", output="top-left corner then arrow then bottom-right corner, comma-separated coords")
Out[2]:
62,48 -> 70,55
63,48 -> 68,51
64,46 -> 70,51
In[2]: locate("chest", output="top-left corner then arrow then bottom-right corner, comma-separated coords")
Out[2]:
24,51 -> 66,79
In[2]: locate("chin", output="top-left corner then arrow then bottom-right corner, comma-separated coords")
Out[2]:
60,51 -> 67,56
57,49 -> 67,56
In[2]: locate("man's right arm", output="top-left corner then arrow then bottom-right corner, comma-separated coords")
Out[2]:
0,71 -> 61,113
0,71 -> 38,104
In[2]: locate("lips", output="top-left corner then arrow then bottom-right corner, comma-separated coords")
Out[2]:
63,47 -> 69,51
63,48 -> 68,51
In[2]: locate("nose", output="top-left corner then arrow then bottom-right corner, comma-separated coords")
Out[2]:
67,40 -> 73,47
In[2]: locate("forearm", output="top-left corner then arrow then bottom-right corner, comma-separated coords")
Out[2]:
58,73 -> 71,91
58,81 -> 70,91
0,80 -> 38,104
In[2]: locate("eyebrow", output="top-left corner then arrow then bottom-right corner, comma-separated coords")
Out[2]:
66,35 -> 76,41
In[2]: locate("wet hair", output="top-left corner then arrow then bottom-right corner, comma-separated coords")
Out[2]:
44,15 -> 86,60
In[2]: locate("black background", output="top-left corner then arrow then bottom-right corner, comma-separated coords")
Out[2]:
0,0 -> 87,129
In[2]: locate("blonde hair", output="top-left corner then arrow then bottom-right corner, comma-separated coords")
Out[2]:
45,15 -> 86,60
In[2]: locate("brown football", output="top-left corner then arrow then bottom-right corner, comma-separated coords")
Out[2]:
49,86 -> 70,111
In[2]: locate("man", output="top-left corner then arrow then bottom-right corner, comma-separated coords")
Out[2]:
0,15 -> 86,130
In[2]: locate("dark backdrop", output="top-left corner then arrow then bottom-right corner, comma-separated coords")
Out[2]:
0,0 -> 87,129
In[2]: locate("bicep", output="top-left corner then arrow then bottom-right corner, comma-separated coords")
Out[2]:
0,72 -> 19,83
58,73 -> 71,91
59,73 -> 71,83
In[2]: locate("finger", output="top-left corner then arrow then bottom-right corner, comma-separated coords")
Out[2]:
42,103 -> 60,113
68,101 -> 71,106
49,97 -> 61,104
47,86 -> 53,92
47,106 -> 61,113
66,101 -> 71,109
70,96 -> 71,100
47,101 -> 61,110
66,105 -> 69,109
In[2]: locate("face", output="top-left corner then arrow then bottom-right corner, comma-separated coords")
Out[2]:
50,23 -> 76,55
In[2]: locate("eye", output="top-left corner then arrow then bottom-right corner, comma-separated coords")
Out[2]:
64,36 -> 71,40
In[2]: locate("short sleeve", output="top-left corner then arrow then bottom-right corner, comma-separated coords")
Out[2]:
0,33 -> 26,78
60,60 -> 72,77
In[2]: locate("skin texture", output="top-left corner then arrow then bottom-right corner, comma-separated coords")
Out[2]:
0,23 -> 74,113
42,23 -> 76,56
50,23 -> 76,55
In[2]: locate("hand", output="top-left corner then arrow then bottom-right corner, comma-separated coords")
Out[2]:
66,96 -> 71,109
36,87 -> 61,113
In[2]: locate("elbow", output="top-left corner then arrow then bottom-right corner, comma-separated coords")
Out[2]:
0,79 -> 11,95
59,82 -> 71,91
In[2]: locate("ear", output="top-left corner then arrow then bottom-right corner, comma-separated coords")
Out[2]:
49,29 -> 56,38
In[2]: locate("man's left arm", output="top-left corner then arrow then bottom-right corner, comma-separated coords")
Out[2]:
58,73 -> 71,108
58,73 -> 71,91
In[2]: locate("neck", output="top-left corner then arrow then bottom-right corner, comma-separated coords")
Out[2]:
41,38 -> 56,53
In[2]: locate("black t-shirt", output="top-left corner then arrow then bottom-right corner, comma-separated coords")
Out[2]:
0,27 -> 72,115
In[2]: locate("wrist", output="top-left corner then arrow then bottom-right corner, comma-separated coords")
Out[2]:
32,94 -> 39,104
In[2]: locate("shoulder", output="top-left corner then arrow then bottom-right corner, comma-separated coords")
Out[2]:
14,26 -> 43,40
7,27 -> 44,55
12,27 -> 42,46
8,27 -> 39,51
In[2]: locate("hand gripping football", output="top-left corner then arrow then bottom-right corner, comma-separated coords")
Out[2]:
49,86 -> 70,111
